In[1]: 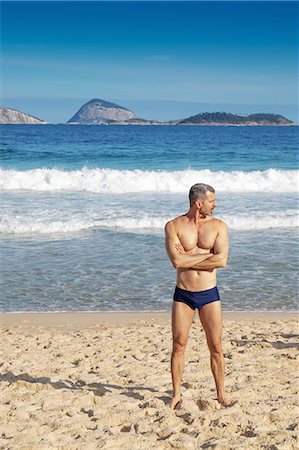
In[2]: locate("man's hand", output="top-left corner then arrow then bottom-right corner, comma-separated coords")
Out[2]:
175,243 -> 185,254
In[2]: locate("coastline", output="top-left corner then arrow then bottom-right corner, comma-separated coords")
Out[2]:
1,310 -> 297,328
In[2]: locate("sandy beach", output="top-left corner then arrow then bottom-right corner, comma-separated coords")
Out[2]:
1,311 -> 298,449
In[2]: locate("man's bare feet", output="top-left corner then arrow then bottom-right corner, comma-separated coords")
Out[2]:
169,396 -> 181,410
217,394 -> 235,407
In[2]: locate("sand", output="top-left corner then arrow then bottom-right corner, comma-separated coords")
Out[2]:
0,311 -> 298,449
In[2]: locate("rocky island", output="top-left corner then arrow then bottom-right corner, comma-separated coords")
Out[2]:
0,106 -> 47,124
0,100 -> 296,125
68,99 -> 146,125
178,112 -> 294,126
66,100 -> 295,126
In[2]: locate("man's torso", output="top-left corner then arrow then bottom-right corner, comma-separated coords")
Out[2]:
174,215 -> 220,291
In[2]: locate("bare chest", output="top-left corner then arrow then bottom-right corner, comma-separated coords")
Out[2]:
178,222 -> 218,251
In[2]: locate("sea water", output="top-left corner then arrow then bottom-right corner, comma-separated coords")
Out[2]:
0,125 -> 298,312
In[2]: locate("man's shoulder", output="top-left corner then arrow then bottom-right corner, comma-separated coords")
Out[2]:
211,217 -> 228,231
165,215 -> 186,232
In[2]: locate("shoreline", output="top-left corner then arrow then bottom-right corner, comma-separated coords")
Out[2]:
1,310 -> 297,328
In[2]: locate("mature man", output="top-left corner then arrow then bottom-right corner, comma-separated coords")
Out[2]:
165,183 -> 231,409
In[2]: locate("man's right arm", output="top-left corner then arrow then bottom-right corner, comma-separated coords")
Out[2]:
165,220 -> 212,269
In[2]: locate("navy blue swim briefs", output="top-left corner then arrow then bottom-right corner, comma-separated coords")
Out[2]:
173,285 -> 220,310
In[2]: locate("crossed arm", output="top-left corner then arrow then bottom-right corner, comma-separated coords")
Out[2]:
165,220 -> 228,271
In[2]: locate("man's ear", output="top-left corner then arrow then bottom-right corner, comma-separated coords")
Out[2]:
196,200 -> 202,209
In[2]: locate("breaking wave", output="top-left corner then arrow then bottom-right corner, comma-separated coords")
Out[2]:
1,210 -> 297,234
0,167 -> 297,193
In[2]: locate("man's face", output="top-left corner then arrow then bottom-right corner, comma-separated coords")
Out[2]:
198,192 -> 216,216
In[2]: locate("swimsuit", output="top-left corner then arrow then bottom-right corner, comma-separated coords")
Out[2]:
173,285 -> 220,310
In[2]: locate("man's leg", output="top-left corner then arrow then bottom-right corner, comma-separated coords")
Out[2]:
170,301 -> 195,409
199,301 -> 231,406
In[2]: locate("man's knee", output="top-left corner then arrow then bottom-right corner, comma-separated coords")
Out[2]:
172,336 -> 188,354
208,338 -> 223,355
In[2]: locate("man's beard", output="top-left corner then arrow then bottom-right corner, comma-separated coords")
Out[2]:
199,208 -> 214,218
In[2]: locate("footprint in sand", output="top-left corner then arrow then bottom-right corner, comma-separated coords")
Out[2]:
196,399 -> 212,411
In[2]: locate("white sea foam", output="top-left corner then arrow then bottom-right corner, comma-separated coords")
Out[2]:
1,211 -> 297,234
0,216 -> 98,234
0,167 -> 297,193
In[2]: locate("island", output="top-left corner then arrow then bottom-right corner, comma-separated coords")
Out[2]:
0,100 -> 296,126
178,112 -> 294,126
0,106 -> 47,124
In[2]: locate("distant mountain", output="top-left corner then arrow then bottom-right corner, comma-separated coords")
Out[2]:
67,98 -> 140,124
0,106 -> 47,124
67,101 -> 295,126
178,112 -> 294,126
2,101 -> 295,125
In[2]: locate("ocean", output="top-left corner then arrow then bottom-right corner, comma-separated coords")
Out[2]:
0,124 -> 298,312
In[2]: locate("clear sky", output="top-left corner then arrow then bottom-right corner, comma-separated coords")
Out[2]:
1,1 -> 298,122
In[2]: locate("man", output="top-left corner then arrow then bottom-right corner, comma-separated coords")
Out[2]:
165,183 -> 231,409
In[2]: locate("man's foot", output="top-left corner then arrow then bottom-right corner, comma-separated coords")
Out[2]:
217,394 -> 235,407
169,395 -> 181,410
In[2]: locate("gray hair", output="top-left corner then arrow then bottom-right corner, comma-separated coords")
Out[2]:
189,183 -> 215,206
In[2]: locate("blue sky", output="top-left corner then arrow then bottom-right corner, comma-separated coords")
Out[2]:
1,1 -> 298,122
